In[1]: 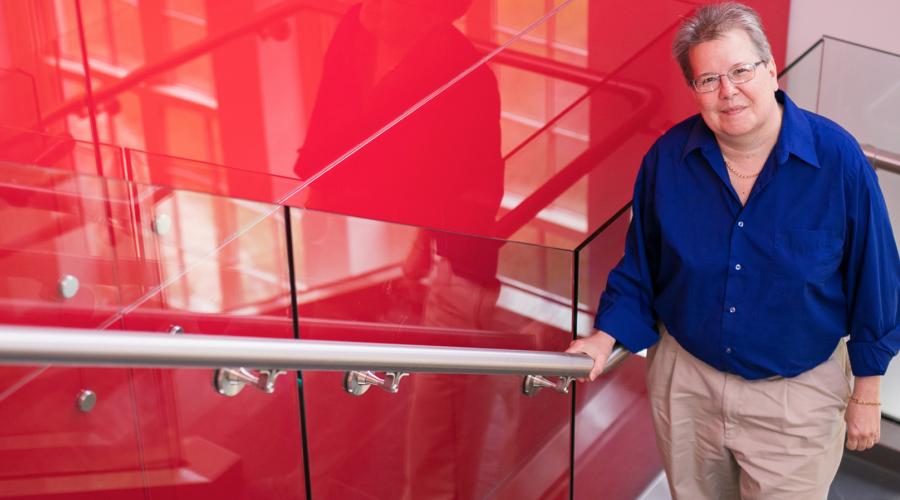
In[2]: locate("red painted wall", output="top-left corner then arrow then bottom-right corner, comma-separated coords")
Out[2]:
0,1 -> 789,498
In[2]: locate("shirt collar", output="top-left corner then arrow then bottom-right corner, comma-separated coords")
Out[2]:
680,90 -> 820,168
773,90 -> 820,168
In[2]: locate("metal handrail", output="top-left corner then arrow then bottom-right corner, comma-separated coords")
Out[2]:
0,325 -> 627,378
862,144 -> 900,175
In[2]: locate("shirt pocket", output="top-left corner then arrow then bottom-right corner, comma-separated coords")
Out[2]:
771,228 -> 844,282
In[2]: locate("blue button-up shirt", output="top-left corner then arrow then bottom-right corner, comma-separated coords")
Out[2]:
595,90 -> 900,379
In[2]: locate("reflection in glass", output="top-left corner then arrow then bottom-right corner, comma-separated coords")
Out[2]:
292,3 -> 517,496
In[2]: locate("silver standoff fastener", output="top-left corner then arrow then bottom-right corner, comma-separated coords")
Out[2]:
344,370 -> 409,396
77,389 -> 97,412
214,368 -> 287,397
58,275 -> 80,299
522,375 -> 575,397
152,213 -> 172,236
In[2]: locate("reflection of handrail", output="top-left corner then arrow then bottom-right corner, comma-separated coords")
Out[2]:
862,145 -> 900,175
35,0 -> 657,242
491,45 -> 654,161
43,0 -> 598,129
41,0 -> 334,126
495,88 -> 657,240
493,17 -> 679,239
29,0 -> 658,245
472,40 -> 652,97
0,325 -> 628,378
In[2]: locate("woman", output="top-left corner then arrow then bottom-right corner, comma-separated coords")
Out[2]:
567,3 -> 899,499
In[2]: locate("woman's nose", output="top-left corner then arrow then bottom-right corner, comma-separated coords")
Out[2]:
718,76 -> 739,98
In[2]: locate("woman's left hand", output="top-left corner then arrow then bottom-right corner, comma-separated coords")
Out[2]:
845,399 -> 881,451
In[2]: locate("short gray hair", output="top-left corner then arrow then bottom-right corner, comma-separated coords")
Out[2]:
672,2 -> 773,83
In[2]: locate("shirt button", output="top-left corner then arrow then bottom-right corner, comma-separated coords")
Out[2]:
725,347 -> 732,354
735,264 -> 742,271
737,221 -> 744,228
729,306 -> 736,314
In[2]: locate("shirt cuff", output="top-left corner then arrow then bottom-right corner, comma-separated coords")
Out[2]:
847,325 -> 900,376
593,304 -> 659,354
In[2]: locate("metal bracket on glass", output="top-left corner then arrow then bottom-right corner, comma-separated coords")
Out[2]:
214,367 -> 286,397
344,370 -> 408,396
58,275 -> 80,299
151,213 -> 172,236
522,375 -> 575,397
77,389 -> 97,413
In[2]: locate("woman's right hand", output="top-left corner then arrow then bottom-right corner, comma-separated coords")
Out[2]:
565,330 -> 617,382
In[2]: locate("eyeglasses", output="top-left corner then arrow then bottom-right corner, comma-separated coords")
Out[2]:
691,60 -> 767,93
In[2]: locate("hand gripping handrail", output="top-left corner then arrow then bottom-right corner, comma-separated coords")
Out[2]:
0,325 -> 627,397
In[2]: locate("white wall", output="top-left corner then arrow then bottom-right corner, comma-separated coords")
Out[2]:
787,0 -> 900,61
787,0 -> 900,421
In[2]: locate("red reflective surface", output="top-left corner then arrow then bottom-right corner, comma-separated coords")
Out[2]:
116,175 -> 304,497
0,153 -> 139,498
0,1 -> 789,498
575,211 -> 663,499
0,157 -> 306,498
0,0 -> 788,245
292,208 -> 573,497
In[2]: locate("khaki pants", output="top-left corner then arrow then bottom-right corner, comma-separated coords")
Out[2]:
646,329 -> 851,500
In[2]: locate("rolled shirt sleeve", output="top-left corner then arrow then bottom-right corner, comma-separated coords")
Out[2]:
594,147 -> 661,353
843,147 -> 900,376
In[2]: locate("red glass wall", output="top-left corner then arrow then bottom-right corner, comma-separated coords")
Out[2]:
0,147 -> 306,498
0,1 -> 789,499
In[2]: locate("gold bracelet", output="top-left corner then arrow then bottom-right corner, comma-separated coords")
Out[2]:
849,396 -> 882,406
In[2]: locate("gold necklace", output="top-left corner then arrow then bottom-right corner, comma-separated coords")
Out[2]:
724,159 -> 762,179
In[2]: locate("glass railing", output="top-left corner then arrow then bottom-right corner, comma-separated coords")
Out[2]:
0,155 -> 304,497
0,134 -> 655,498
780,36 -> 900,421
571,205 -> 664,498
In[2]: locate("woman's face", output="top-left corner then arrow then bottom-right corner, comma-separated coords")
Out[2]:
688,29 -> 779,140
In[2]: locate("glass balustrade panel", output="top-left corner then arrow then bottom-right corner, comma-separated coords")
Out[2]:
291,206 -> 575,499
778,40 -> 823,112
0,159 -> 308,499
0,155 -> 143,499
571,208 -> 662,500
114,169 -> 306,499
809,38 -> 900,420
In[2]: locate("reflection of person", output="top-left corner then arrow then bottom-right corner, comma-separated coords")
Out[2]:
293,0 -> 502,246
568,3 -> 899,499
295,1 -> 505,497
294,0 -> 503,295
